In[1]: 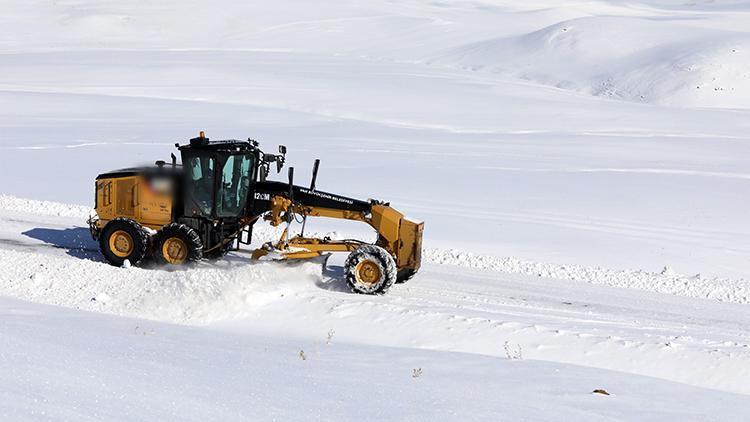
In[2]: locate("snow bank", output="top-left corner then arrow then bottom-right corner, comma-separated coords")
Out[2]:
0,249 -> 320,324
0,194 -> 91,218
424,248 -> 750,304
1,194 -> 748,305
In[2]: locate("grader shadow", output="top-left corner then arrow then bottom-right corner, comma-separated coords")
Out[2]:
22,227 -> 101,261
316,263 -> 354,293
19,228 -> 358,292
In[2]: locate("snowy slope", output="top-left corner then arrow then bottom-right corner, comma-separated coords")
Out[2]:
6,296 -> 750,422
431,15 -> 750,108
1,0 -> 750,420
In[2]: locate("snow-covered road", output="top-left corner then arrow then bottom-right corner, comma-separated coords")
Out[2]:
1,195 -> 749,400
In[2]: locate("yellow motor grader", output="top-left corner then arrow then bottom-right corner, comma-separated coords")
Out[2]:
89,132 -> 423,294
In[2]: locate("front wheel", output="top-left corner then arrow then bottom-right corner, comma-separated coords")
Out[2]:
152,224 -> 203,265
344,245 -> 397,294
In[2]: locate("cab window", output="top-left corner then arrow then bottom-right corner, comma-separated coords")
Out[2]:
187,156 -> 215,215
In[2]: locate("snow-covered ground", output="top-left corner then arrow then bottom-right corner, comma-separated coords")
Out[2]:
1,0 -> 750,420
3,196 -> 750,420
7,296 -> 750,422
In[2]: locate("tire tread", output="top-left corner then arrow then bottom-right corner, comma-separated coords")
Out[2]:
152,223 -> 204,265
344,244 -> 397,294
99,217 -> 150,267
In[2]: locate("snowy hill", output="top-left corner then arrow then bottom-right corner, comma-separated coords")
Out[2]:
1,0 -> 750,420
433,15 -> 750,107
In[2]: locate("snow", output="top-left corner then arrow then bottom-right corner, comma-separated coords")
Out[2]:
0,194 -> 92,218
2,205 -> 750,400
424,248 -> 750,304
2,0 -> 750,419
5,194 -> 749,305
4,297 -> 748,422
0,247 -> 321,324
431,15 -> 750,108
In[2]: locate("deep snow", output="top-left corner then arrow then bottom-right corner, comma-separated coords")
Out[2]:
3,196 -> 750,398
5,296 -> 750,422
2,0 -> 750,420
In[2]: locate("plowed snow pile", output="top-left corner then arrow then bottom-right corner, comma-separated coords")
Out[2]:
0,249 -> 321,324
0,194 -> 92,218
0,196 -> 321,324
424,248 -> 750,304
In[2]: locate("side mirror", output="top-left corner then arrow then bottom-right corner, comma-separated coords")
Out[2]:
275,145 -> 286,173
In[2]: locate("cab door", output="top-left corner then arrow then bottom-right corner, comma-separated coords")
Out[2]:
215,153 -> 255,217
182,153 -> 216,217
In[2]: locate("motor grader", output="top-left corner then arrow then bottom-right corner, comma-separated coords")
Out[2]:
89,132 -> 423,294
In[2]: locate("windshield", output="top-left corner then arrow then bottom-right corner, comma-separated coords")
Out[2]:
217,154 -> 254,217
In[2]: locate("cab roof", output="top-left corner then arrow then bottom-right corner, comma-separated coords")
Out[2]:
177,134 -> 258,153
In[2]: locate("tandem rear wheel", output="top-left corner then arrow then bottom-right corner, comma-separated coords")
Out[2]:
152,223 -> 204,266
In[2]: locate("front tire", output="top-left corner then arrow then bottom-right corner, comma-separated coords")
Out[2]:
152,223 -> 203,265
344,245 -> 397,294
99,218 -> 149,267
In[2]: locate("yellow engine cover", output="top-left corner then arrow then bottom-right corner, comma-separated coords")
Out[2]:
95,175 -> 173,230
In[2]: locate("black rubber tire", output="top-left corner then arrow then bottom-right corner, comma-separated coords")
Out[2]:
344,244 -> 397,294
152,223 -> 204,266
396,268 -> 417,284
99,218 -> 150,267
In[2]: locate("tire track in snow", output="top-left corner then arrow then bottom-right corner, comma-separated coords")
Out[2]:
423,248 -> 750,304
400,201 -> 750,243
476,166 -> 750,180
255,267 -> 750,394
2,194 -> 750,393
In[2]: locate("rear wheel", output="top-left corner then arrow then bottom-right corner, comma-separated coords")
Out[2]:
344,245 -> 397,294
153,224 -> 203,265
99,218 -> 149,267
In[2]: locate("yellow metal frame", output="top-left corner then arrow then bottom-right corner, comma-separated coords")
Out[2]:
252,195 -> 423,272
